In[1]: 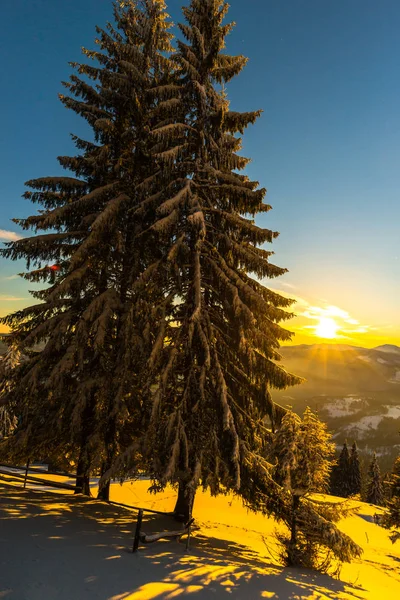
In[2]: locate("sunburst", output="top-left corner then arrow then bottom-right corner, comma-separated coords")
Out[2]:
315,317 -> 338,339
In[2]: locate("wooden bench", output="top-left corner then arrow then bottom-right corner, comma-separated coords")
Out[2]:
133,510 -> 196,552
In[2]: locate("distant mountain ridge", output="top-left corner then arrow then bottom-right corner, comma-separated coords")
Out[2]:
276,342 -> 400,469
284,342 -> 400,353
278,343 -> 400,397
374,344 -> 400,354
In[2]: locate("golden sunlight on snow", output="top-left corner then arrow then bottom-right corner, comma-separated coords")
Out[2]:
1,478 -> 399,599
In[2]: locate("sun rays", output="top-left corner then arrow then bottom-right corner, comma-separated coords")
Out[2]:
315,316 -> 339,339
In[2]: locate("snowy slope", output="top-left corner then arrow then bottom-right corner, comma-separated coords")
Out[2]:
0,478 -> 399,599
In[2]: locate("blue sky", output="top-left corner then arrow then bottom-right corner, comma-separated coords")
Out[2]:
0,0 -> 399,346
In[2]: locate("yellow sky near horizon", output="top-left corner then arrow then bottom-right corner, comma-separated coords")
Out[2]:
0,282 -> 398,349
271,285 -> 399,349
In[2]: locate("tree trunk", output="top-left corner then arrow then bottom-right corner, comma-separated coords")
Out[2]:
97,455 -> 112,501
74,392 -> 97,496
97,473 -> 111,501
174,480 -> 195,522
74,445 -> 91,496
97,415 -> 117,502
287,495 -> 300,565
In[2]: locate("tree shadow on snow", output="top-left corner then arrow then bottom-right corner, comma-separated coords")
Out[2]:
128,531 -> 367,600
0,482 -> 367,600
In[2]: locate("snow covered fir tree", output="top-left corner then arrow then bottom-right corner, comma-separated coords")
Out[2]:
348,441 -> 362,497
0,0 -> 177,498
266,408 -> 361,571
0,0 -> 301,509
330,441 -> 352,498
390,456 -> 400,500
382,455 -> 400,542
136,0 -> 304,520
0,0 -> 367,572
366,453 -> 384,507
330,441 -> 366,501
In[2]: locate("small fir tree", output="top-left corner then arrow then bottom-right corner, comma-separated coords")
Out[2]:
382,455 -> 400,542
390,456 -> 400,499
270,408 -> 361,571
330,441 -> 352,498
348,441 -> 362,496
366,453 -> 384,507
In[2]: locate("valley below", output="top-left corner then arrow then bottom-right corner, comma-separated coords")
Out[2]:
2,338 -> 400,470
275,343 -> 400,471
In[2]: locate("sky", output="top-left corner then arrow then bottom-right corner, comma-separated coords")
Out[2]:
0,0 -> 399,348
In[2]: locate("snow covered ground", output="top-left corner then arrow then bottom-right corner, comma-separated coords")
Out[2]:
346,415 -> 386,433
0,476 -> 400,599
340,405 -> 400,438
385,406 -> 400,419
323,397 -> 364,418
390,371 -> 400,384
321,395 -> 400,441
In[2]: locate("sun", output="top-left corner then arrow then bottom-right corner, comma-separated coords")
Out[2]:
315,316 -> 339,339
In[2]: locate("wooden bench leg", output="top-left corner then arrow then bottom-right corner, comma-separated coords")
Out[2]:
133,509 -> 143,553
185,521 -> 192,551
23,460 -> 30,489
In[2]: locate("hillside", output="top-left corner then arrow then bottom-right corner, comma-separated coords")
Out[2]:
276,344 -> 400,468
0,478 -> 399,599
278,344 -> 400,397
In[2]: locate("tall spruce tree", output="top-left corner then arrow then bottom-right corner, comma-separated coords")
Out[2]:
269,408 -> 361,571
348,441 -> 362,496
140,0 -> 301,520
0,0 -> 175,497
1,0 -> 304,521
366,453 -> 384,507
330,441 -> 352,498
